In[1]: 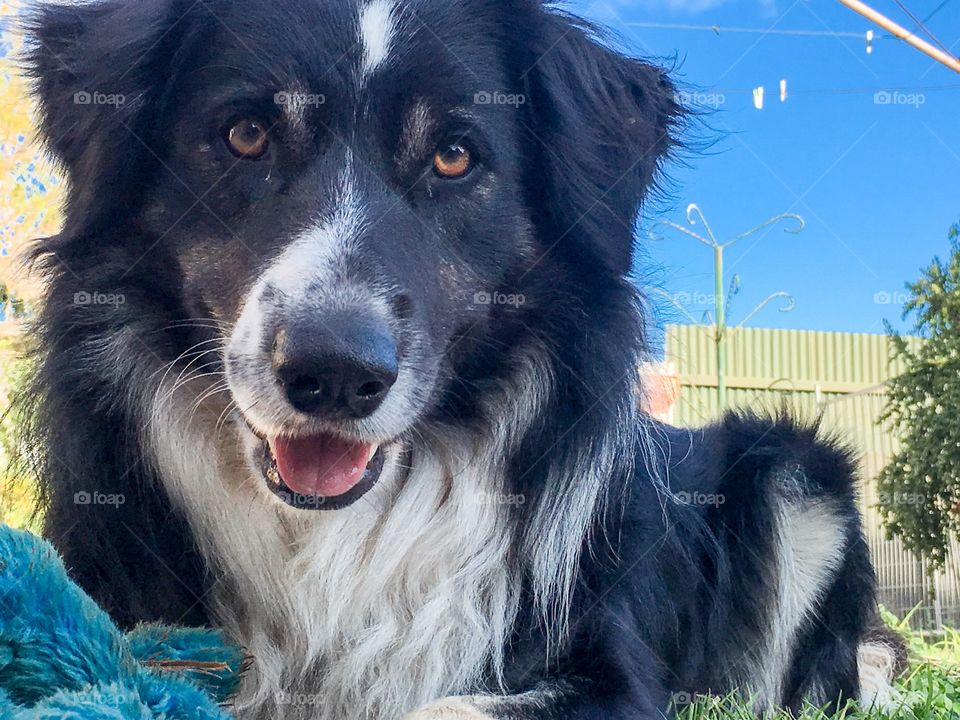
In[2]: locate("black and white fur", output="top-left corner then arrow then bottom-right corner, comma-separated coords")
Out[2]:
20,0 -> 902,718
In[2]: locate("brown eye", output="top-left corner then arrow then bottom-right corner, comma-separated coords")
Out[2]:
226,118 -> 269,159
433,144 -> 473,179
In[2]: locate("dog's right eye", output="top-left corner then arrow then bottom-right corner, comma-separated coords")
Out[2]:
225,119 -> 270,159
433,144 -> 473,179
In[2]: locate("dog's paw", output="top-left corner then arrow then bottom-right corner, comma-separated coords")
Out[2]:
401,696 -> 494,719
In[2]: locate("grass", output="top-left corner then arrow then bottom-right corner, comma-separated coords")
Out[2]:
675,612 -> 960,719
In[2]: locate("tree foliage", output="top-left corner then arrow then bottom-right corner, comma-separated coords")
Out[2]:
878,221 -> 960,571
0,2 -> 58,527
0,0 -> 64,307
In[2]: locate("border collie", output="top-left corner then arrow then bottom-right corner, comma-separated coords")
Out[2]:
21,0 -> 902,718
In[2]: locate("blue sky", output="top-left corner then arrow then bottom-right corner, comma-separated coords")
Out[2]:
568,0 -> 960,338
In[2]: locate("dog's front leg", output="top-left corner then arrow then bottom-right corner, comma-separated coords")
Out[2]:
401,696 -> 496,719
401,681 -> 667,719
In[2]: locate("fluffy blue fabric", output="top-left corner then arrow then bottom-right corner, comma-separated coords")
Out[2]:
0,526 -> 244,719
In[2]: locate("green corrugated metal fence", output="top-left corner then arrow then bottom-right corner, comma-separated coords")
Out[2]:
665,324 -> 958,630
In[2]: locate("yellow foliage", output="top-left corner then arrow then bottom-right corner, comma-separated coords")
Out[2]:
1,1 -> 50,524
0,477 -> 37,531
0,0 -> 64,306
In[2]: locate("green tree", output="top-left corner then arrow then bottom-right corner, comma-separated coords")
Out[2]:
878,221 -> 960,571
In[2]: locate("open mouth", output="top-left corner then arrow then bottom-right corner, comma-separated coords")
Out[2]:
249,426 -> 386,510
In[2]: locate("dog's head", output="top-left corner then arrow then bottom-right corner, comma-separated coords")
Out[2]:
28,0 -> 679,510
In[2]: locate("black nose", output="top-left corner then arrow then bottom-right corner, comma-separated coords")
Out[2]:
273,312 -> 398,419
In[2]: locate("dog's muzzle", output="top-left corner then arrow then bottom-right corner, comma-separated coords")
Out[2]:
237,307 -> 399,510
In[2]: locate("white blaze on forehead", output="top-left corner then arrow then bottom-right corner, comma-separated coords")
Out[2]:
230,169 -> 364,354
359,0 -> 396,78
260,172 -> 364,303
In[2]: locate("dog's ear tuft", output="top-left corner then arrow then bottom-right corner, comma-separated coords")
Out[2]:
523,10 -> 683,274
22,0 -> 177,236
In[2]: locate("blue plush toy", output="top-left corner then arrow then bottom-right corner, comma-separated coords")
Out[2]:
0,525 -> 245,719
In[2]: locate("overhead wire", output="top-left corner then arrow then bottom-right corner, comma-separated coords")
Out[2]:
628,4 -> 960,74
627,15 -> 953,47
890,0 -> 954,55
836,0 -> 960,73
711,83 -> 960,96
884,0 -> 952,41
624,22 -> 866,38
912,0 -> 951,26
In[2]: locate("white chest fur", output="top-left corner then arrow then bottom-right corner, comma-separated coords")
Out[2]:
147,403 -> 519,720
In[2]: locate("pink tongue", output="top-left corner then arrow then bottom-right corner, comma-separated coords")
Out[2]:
270,434 -> 375,497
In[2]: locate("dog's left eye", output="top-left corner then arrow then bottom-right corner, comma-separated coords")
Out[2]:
433,144 -> 473,179
225,118 -> 270,159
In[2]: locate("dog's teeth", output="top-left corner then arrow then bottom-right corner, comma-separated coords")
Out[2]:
265,463 -> 281,488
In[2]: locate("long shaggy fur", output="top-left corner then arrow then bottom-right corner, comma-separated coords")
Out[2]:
17,1 -> 902,718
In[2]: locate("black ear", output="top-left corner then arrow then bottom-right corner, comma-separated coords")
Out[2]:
23,0 -> 179,238
523,10 -> 682,274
